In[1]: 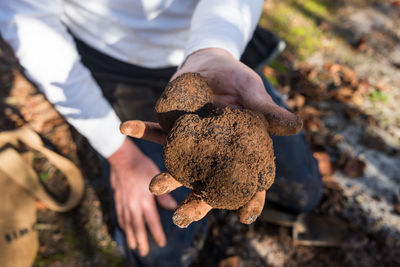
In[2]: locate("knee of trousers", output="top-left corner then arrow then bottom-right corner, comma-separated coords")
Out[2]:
267,132 -> 323,213
267,155 -> 323,213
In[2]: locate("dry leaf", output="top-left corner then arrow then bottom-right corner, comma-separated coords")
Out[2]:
287,94 -> 306,109
392,1 -> 400,8
342,106 -> 361,121
355,81 -> 370,95
328,63 -> 342,74
298,105 -> 322,118
353,37 -> 367,52
314,151 -> 334,176
343,157 -> 366,178
395,202 -> 400,214
341,66 -> 358,86
310,133 -> 326,148
360,132 -> 386,151
332,87 -> 354,103
219,256 -> 242,267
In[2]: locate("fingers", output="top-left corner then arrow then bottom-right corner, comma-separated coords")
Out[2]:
237,190 -> 266,224
125,220 -> 137,250
261,103 -> 303,136
143,200 -> 167,248
124,198 -> 171,256
120,120 -> 167,144
172,193 -> 212,228
238,72 -> 302,136
131,208 -> 150,256
117,195 -> 137,250
150,172 -> 182,195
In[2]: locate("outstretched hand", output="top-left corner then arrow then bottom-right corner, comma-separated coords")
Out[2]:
172,48 -> 302,135
120,48 -> 302,227
108,138 -> 178,255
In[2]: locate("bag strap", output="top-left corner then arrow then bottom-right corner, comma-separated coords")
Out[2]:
0,127 -> 84,212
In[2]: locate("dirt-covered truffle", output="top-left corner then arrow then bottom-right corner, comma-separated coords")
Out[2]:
120,72 -> 301,227
155,73 -> 213,132
163,106 -> 275,210
155,72 -> 275,211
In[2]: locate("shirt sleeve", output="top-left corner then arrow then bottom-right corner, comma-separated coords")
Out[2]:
184,0 -> 263,60
0,0 -> 125,158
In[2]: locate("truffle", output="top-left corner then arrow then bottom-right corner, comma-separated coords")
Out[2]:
154,73 -> 276,227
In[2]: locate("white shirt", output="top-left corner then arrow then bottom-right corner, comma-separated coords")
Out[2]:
0,0 -> 263,157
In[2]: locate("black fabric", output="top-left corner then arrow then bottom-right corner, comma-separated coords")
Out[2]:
75,38 -> 177,123
74,26 -> 283,122
241,26 -> 283,69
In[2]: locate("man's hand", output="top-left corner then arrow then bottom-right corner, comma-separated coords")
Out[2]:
173,48 -> 302,136
107,138 -> 178,256
119,47 -> 303,228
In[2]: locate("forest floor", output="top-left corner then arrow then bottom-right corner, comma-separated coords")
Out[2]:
0,0 -> 399,266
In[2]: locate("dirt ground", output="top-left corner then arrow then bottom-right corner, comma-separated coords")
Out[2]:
0,0 -> 399,266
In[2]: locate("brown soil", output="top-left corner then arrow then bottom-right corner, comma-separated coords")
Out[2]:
157,73 -> 275,210
155,73 -> 213,132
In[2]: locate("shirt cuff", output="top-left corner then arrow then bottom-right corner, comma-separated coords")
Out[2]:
184,20 -> 243,60
66,108 -> 125,158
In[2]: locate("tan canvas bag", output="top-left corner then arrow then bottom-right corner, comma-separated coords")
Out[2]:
0,127 -> 84,267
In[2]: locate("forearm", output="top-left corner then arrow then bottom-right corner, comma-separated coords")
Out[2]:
185,0 -> 263,60
0,0 -> 125,157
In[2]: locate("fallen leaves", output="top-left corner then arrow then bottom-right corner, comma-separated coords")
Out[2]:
395,202 -> 400,214
290,67 -> 327,102
352,37 -> 368,52
219,256 -> 243,267
298,106 -> 324,133
331,86 -> 354,103
5,71 -> 79,159
286,93 -> 305,110
274,61 -> 376,181
325,63 -> 359,87
392,1 -> 400,8
342,155 -> 367,178
314,152 -> 334,177
359,132 -> 387,152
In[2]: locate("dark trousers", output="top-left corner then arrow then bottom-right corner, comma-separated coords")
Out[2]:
75,38 -> 322,266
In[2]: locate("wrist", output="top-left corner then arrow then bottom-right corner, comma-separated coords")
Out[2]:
187,47 -> 233,58
182,48 -> 233,68
107,138 -> 144,167
173,47 -> 236,83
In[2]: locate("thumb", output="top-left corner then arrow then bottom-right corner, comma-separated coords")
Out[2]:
239,74 -> 302,136
157,193 -> 178,210
258,100 -> 303,136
